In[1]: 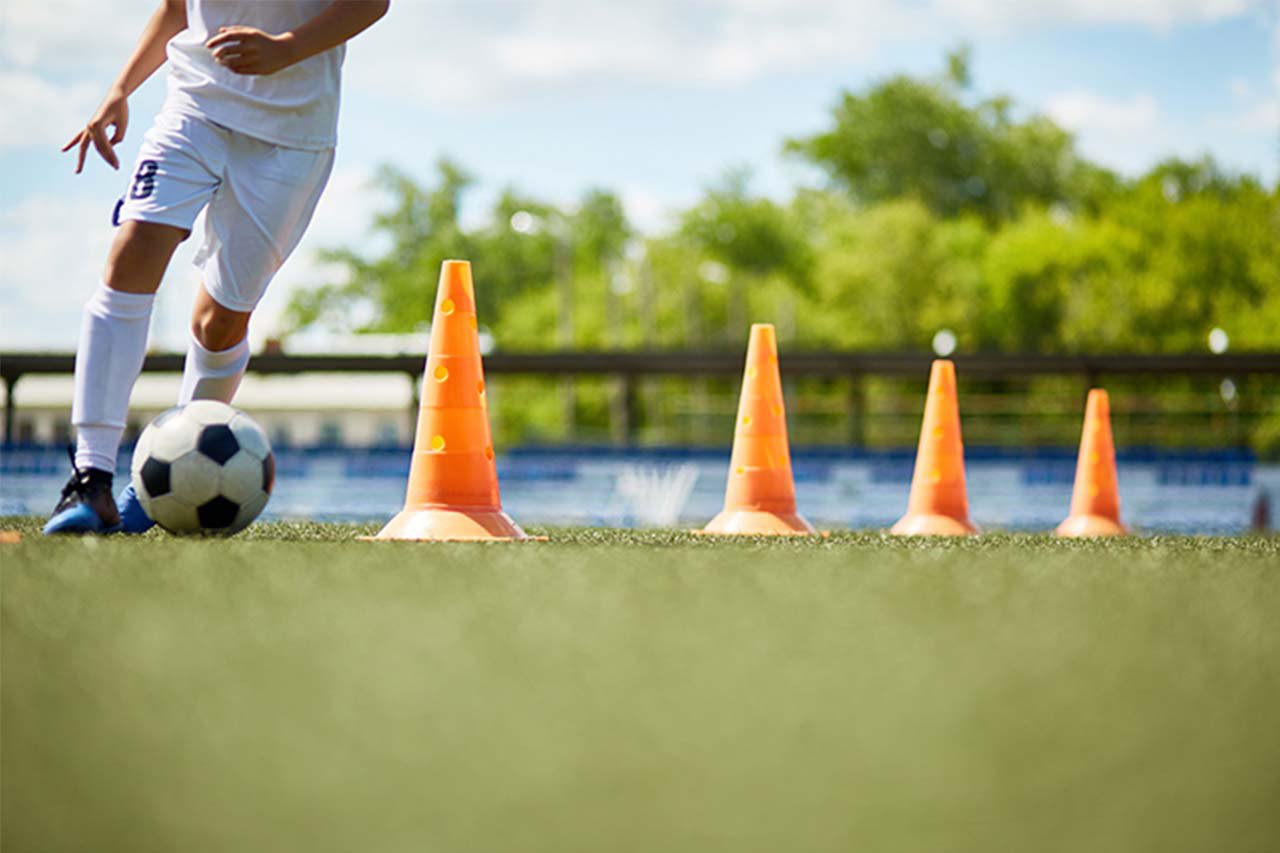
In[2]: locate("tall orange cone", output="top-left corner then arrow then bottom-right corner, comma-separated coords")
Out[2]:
701,324 -> 816,536
890,360 -> 978,536
1056,389 -> 1127,537
372,261 -> 528,541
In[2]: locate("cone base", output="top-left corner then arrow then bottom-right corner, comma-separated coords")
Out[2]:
371,507 -> 529,541
1055,514 -> 1127,538
699,509 -> 817,536
890,512 -> 979,536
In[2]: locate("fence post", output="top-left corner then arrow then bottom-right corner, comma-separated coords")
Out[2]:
3,373 -> 16,446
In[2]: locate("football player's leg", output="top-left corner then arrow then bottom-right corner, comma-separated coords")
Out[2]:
179,284 -> 252,406
47,222 -> 189,535
179,139 -> 334,408
54,113 -> 225,535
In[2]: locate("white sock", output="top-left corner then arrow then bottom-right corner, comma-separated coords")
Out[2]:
72,283 -> 156,473
179,334 -> 250,405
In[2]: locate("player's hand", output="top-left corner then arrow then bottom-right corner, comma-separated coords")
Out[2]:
206,26 -> 297,75
62,88 -> 128,174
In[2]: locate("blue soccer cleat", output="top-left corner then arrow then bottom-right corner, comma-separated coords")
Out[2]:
116,482 -> 156,534
43,450 -> 123,535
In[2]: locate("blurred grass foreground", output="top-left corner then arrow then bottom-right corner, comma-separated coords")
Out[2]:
3,523 -> 1279,852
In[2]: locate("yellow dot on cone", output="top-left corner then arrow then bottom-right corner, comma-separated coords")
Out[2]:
736,466 -> 746,475
933,427 -> 944,440
747,366 -> 758,379
440,299 -> 455,315
431,435 -> 446,452
930,468 -> 942,483
742,415 -> 752,427
433,366 -> 449,382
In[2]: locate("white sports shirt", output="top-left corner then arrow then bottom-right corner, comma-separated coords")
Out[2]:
163,0 -> 344,150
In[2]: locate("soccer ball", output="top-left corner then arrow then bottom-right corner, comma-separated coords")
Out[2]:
131,400 -> 275,536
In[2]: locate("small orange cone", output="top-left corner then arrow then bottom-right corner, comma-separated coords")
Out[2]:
1056,389 -> 1127,537
701,324 -> 816,536
890,360 -> 978,536
372,261 -> 528,541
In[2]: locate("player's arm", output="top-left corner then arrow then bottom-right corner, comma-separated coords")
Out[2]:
206,1 -> 390,77
62,0 -> 188,173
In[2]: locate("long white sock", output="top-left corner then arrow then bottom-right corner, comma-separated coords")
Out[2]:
72,283 -> 156,473
179,334 -> 250,405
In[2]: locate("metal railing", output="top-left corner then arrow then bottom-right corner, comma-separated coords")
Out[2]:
4,350 -> 1279,445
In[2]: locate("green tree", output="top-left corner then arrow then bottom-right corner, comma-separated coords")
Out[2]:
785,51 -> 1116,221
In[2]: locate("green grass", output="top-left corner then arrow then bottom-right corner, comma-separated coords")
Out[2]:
3,518 -> 1279,852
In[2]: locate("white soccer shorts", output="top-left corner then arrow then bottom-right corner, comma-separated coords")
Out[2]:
115,109 -> 334,313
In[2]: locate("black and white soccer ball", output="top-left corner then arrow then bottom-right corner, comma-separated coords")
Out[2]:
131,400 -> 275,536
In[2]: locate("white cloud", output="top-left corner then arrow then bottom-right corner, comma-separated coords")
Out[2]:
1046,90 -> 1162,134
1235,98 -> 1280,131
0,71 -> 99,149
934,0 -> 1257,31
345,0 -> 1271,103
1045,87 -> 1278,180
0,195 -> 111,348
0,0 -> 150,70
1045,90 -> 1183,174
347,0 -> 906,103
2,0 -> 1270,110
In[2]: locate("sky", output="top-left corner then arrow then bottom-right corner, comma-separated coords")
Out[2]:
1,0 -> 1277,351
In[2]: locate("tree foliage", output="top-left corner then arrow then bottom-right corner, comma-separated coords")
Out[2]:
785,49 -> 1121,221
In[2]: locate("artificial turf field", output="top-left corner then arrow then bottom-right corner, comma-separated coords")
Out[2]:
2,518 -> 1278,852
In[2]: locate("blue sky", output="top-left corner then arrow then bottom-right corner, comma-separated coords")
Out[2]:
2,0 -> 1276,350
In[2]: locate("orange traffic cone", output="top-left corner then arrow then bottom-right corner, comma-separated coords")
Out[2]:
1056,389 -> 1127,537
371,260 -> 528,541
890,360 -> 978,536
701,324 -> 816,536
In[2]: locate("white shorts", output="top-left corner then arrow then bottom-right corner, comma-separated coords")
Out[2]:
116,110 -> 334,313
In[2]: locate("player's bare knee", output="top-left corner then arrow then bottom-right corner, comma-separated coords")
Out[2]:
192,304 -> 250,351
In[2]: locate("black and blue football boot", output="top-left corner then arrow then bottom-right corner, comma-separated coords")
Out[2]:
42,449 -> 123,535
115,482 -> 156,534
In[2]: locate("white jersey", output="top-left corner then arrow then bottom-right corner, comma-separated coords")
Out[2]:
162,0 -> 343,150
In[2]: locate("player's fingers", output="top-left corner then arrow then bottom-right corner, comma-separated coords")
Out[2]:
215,42 -> 259,59
62,130 -> 85,152
76,135 -> 90,173
90,124 -> 119,170
206,27 -> 254,48
206,32 -> 241,49
109,120 -> 126,145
